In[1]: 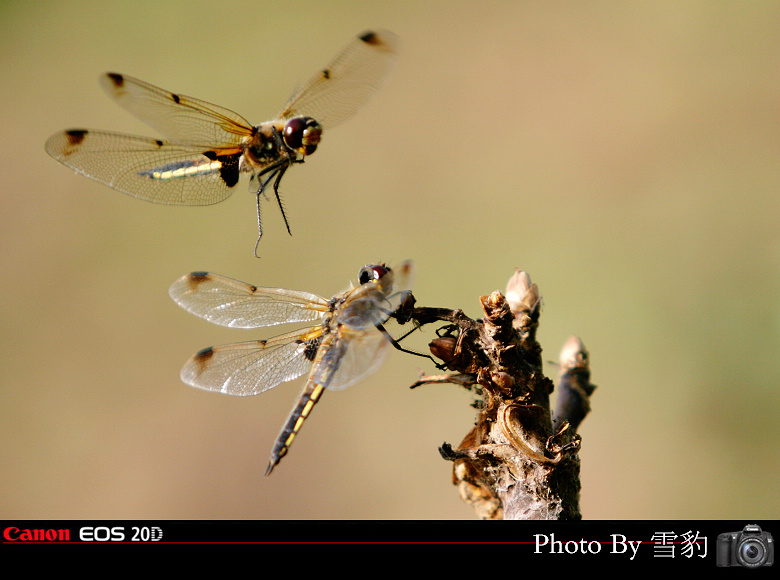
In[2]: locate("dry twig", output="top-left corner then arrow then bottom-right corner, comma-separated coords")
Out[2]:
404,269 -> 596,520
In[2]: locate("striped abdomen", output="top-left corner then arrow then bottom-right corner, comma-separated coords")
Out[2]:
265,383 -> 326,475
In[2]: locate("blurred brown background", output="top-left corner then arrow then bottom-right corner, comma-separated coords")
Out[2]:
2,1 -> 779,519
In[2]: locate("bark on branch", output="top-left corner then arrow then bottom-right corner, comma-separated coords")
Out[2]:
403,269 -> 596,520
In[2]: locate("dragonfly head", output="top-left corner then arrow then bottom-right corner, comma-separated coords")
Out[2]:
358,264 -> 390,286
283,116 -> 322,156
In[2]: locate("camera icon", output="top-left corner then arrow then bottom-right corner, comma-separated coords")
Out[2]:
717,524 -> 774,568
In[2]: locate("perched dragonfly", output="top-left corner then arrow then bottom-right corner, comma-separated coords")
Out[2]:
45,30 -> 398,256
169,260 -> 414,475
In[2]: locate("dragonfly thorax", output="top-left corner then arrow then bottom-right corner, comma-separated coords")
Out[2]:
244,124 -> 292,167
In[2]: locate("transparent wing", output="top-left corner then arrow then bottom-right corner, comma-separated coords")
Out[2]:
181,328 -> 322,396
316,328 -> 391,391
375,259 -> 415,318
169,272 -> 329,328
99,72 -> 255,146
277,29 -> 399,128
45,129 -> 242,205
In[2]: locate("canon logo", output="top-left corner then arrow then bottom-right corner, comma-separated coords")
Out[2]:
3,527 -> 71,542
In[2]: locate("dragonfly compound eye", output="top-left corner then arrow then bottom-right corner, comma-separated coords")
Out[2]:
358,264 -> 390,285
283,116 -> 322,155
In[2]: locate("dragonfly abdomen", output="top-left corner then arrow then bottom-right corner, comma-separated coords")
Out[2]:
265,383 -> 326,475
140,151 -> 242,189
137,158 -> 221,181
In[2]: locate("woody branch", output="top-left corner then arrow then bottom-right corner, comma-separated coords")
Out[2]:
406,269 -> 596,520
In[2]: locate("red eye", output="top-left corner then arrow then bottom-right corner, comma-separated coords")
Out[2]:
283,116 -> 322,155
358,264 -> 390,285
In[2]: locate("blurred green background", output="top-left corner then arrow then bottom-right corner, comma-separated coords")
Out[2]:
2,1 -> 779,520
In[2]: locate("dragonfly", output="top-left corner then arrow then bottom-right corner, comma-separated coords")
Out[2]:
169,260 -> 415,475
45,30 -> 398,256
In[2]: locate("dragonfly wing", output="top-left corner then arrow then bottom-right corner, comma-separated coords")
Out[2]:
100,72 -> 254,146
169,272 -> 329,328
278,30 -> 399,129
310,328 -> 390,391
45,129 -> 242,205
374,259 -> 415,320
181,328 -> 322,396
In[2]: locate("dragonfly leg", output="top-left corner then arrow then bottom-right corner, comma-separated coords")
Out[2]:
271,164 -> 292,236
253,192 -> 264,258
252,163 -> 286,257
374,321 -> 447,370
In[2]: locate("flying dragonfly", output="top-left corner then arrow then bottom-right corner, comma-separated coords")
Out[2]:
169,260 -> 414,475
45,30 -> 398,256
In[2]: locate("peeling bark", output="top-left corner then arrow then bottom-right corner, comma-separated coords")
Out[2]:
404,270 -> 596,520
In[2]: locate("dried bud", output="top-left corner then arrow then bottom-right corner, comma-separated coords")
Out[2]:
429,336 -> 458,364
505,269 -> 531,312
490,371 -> 516,393
553,336 -> 595,433
480,290 -> 510,319
505,269 -> 541,317
559,336 -> 589,372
